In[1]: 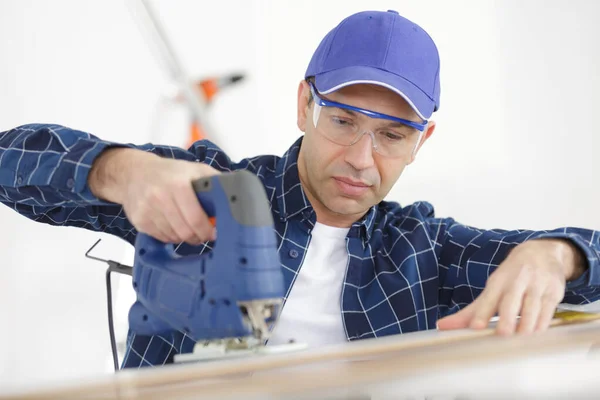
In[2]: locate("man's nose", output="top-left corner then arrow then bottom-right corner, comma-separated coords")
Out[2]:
344,131 -> 376,171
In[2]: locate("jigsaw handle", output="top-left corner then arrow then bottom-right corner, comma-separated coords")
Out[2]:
128,170 -> 284,341
133,170 -> 275,250
191,170 -> 273,226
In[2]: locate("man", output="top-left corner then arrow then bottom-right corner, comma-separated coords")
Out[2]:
1,10 -> 599,369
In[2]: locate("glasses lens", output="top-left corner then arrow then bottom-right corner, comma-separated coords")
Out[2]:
314,105 -> 361,145
313,104 -> 422,159
370,127 -> 422,158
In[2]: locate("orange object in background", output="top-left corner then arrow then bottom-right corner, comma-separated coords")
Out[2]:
188,121 -> 206,148
198,79 -> 219,102
179,74 -> 244,148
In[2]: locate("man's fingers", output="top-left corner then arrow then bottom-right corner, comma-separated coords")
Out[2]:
535,295 -> 559,332
159,193 -> 196,244
470,286 -> 502,329
516,292 -> 541,334
437,302 -> 477,330
495,273 -> 530,335
175,183 -> 216,243
496,288 -> 525,336
146,215 -> 178,243
139,188 -> 184,243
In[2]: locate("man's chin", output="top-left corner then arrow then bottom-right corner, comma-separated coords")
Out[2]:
324,197 -> 372,217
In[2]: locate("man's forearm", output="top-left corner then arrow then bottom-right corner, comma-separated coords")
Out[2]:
88,148 -> 156,204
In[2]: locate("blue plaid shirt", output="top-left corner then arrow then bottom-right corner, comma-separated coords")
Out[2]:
2,123 -> 600,369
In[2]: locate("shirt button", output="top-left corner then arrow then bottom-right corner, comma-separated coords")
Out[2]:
16,176 -> 23,184
66,178 -> 75,189
288,249 -> 299,259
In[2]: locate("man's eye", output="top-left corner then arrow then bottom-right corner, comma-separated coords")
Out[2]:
331,117 -> 352,126
383,132 -> 404,141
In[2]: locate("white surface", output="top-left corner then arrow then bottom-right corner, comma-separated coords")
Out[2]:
267,222 -> 349,347
0,0 -> 599,392
365,351 -> 600,400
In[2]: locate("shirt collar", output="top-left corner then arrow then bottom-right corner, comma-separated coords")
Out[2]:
275,136 -> 377,242
275,137 -> 313,222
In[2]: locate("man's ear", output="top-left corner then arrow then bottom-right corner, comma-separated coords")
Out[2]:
297,80 -> 311,132
407,120 -> 436,165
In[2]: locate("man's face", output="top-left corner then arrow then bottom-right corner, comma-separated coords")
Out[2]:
296,81 -> 435,226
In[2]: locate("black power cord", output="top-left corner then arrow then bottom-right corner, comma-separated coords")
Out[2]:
85,239 -> 133,372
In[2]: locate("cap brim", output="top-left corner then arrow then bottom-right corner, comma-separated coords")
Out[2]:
314,66 -> 435,120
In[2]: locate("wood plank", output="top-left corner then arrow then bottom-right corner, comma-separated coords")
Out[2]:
5,316 -> 600,400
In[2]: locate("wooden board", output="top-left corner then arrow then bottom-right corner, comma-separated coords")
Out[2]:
5,316 -> 600,400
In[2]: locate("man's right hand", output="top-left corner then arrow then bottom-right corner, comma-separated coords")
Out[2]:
89,148 -> 220,245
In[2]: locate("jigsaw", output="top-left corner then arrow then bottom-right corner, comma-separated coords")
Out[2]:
129,170 -> 307,363
89,170 -> 305,369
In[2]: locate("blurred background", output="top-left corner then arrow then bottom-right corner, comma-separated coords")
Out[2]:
0,0 -> 598,392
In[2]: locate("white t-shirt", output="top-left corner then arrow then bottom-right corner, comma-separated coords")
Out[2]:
267,222 -> 350,347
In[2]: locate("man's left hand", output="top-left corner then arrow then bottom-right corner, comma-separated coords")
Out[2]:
437,239 -> 586,335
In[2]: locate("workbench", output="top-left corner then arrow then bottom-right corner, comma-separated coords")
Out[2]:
4,318 -> 600,400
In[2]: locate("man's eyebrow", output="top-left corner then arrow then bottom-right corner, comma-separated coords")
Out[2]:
377,120 -> 420,135
386,121 -> 415,128
331,106 -> 357,117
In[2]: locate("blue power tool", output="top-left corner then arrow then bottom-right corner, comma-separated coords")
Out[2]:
127,170 -> 287,354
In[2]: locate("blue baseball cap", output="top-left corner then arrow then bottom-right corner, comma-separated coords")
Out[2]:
305,10 -> 441,120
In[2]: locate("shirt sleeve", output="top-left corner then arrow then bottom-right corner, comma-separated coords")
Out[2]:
0,123 -> 237,244
422,207 -> 600,318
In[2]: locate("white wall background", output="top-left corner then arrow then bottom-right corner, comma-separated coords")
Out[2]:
0,0 -> 599,393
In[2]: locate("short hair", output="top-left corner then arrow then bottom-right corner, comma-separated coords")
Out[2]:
305,76 -> 315,105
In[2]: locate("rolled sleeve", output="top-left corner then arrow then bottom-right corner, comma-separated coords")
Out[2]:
2,124 -> 133,206
46,137 -> 129,203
